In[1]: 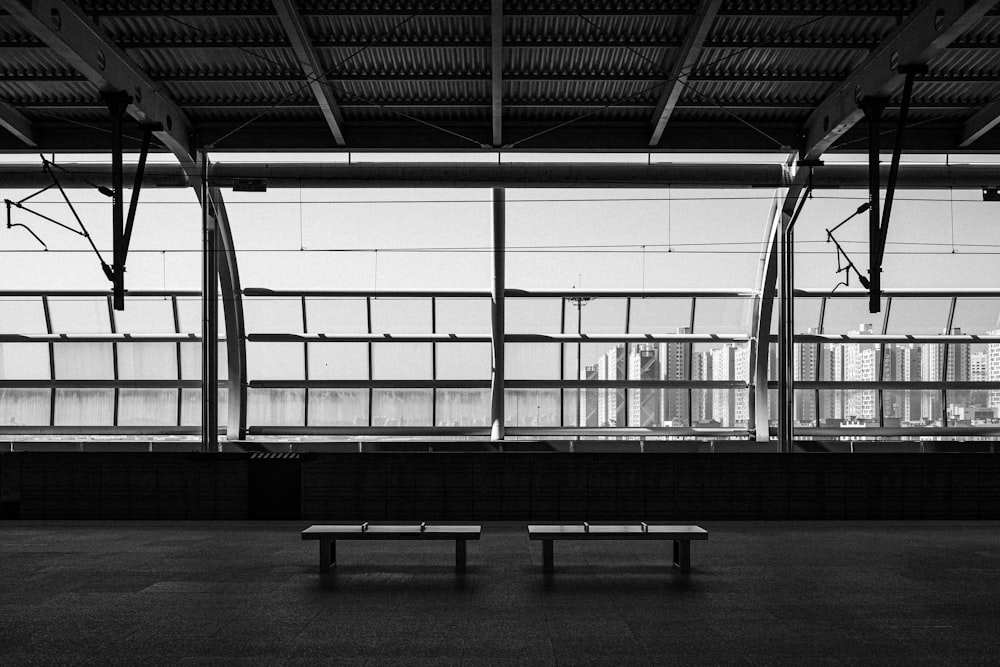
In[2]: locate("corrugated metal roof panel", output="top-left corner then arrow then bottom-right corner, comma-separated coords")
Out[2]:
338,79 -> 488,103
98,14 -> 283,44
303,13 -> 488,43
0,81 -> 98,104
507,79 -> 661,105
317,46 -> 487,77
507,46 -> 668,79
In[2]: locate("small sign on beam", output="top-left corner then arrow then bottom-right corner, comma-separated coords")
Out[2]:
233,177 -> 267,192
983,187 -> 1000,202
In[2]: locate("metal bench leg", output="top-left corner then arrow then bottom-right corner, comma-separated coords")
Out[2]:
456,539 -> 467,574
319,539 -> 336,573
673,540 -> 690,573
543,540 -> 554,574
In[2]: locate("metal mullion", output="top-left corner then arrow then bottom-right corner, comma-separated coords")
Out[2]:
172,296 -> 182,427
559,297 -> 566,427
625,296 -> 632,427
431,296 -> 437,427
302,295 -> 309,428
107,295 -> 119,428
42,296 -> 55,427
878,297 -> 891,428
366,296 -> 373,428
688,297 -> 696,430
815,296 -> 826,428
942,296 -> 957,426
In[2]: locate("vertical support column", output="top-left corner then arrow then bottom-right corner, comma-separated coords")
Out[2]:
765,158 -> 812,452
779,210 -> 794,452
201,153 -> 219,452
490,187 -> 505,441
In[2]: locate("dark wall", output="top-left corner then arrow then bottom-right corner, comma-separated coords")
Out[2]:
2,452 -> 1000,520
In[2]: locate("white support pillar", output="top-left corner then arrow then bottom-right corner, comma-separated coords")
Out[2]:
490,188 -> 505,440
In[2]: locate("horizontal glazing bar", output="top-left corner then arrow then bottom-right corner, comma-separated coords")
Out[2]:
0,290 -> 201,297
248,380 -> 745,389
249,333 -> 749,343
0,380 -> 203,388
248,426 -> 489,436
0,426 -> 203,435
770,381 -> 1000,390
243,288 -> 752,298
789,427 -> 1000,437
777,335 -> 1000,344
250,380 -> 491,389
250,333 -> 492,343
794,288 -> 1000,298
0,334 -> 202,343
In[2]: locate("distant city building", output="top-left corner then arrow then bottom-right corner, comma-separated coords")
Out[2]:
579,363 -> 599,427
658,327 -> 692,426
627,343 -> 660,427
844,323 -> 878,421
596,344 -> 626,427
921,327 -> 970,422
710,344 -> 748,427
692,350 -> 713,424
794,328 -> 819,424
990,327 -> 1000,411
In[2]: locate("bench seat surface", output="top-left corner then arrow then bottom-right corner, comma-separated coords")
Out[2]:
528,525 -> 707,540
302,525 -> 481,541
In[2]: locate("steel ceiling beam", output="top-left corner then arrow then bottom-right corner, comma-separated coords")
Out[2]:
649,0 -> 721,147
491,0 -> 503,147
271,0 -> 346,146
960,96 -> 1000,147
0,99 -> 36,146
0,0 -> 197,172
799,0 -> 997,160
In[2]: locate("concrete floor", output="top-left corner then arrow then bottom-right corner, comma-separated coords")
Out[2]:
1,521 -> 999,666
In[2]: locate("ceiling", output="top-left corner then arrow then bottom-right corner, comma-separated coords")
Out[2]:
1,0 -> 999,158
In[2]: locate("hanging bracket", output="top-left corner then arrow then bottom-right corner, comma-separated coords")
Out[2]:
102,91 -> 159,310
858,63 -> 926,314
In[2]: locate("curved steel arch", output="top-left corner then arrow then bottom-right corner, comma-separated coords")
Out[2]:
208,186 -> 248,440
752,159 -> 811,448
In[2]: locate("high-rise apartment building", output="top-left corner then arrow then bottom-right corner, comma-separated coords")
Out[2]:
579,363 -> 599,427
794,329 -> 820,424
596,344 -> 626,427
921,327 -> 971,422
843,323 -> 878,421
658,327 -> 692,426
692,350 -> 713,424
627,344 -> 660,427
989,327 -> 1000,411
711,345 -> 738,427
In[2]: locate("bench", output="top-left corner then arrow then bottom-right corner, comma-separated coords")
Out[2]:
301,523 -> 481,574
528,523 -> 708,573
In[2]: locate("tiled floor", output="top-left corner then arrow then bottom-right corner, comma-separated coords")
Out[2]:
1,520 -> 999,665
